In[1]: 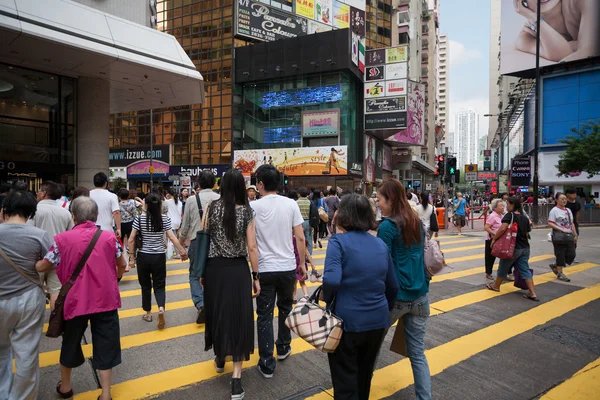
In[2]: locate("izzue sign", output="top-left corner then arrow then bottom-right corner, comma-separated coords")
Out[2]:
235,0 -> 308,42
365,112 -> 407,130
365,97 -> 406,114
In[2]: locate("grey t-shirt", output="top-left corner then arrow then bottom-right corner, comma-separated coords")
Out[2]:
0,224 -> 53,299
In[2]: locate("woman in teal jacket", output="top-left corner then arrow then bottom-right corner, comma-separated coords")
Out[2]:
377,179 -> 432,400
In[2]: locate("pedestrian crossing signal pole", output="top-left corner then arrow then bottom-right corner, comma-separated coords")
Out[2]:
150,109 -> 154,192
532,0 -> 541,224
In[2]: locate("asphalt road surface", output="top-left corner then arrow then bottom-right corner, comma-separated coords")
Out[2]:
33,227 -> 600,399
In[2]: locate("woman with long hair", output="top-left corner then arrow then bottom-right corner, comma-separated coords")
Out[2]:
414,191 -> 434,238
128,193 -> 187,329
548,192 -> 577,282
203,169 -> 260,400
376,179 -> 432,400
486,197 -> 538,301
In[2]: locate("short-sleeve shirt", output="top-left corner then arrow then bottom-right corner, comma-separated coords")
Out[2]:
133,214 -> 172,254
454,198 -> 467,216
565,200 -> 581,228
90,189 -> 120,231
501,212 -> 530,249
548,206 -> 574,231
0,224 -> 52,299
251,194 -> 304,273
119,200 -> 137,223
207,200 -> 253,258
485,211 -> 504,240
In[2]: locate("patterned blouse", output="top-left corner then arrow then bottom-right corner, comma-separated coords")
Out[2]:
207,199 -> 253,259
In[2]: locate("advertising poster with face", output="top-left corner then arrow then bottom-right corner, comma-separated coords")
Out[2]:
364,135 -> 376,182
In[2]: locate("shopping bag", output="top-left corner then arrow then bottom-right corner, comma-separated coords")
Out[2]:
491,213 -> 517,259
513,268 -> 533,290
390,317 -> 408,357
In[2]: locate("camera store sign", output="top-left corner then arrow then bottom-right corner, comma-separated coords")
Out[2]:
365,96 -> 406,114
235,0 -> 308,42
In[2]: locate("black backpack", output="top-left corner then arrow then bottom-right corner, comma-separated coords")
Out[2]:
309,201 -> 320,229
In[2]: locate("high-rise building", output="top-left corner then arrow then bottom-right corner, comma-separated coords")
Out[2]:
366,0 -> 393,49
438,34 -> 449,132
454,109 -> 479,169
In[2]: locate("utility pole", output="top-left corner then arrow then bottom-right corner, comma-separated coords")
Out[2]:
150,109 -> 154,191
532,0 -> 541,223
443,146 -> 449,227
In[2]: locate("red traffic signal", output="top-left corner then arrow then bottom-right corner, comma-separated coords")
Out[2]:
437,155 -> 445,162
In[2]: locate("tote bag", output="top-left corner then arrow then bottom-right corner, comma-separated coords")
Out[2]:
491,213 -> 518,259
191,195 -> 210,278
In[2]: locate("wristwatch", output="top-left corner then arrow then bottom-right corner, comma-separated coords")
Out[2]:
252,271 -> 259,281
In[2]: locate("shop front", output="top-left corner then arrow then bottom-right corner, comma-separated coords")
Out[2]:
109,145 -> 171,192
168,165 -> 230,189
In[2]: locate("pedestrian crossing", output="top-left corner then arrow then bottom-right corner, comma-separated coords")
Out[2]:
31,233 -> 600,400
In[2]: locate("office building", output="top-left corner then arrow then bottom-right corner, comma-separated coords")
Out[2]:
454,109 -> 479,169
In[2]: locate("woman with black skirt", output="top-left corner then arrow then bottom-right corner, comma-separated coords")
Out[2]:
203,169 -> 260,400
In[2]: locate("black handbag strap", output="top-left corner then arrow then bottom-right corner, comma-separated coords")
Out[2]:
67,228 -> 102,284
195,194 -> 203,219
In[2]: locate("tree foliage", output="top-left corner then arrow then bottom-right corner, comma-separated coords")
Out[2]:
112,177 -> 128,191
556,121 -> 600,178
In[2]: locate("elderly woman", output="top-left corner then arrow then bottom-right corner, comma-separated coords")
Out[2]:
484,198 -> 506,280
36,196 -> 127,400
323,193 -> 398,400
0,190 -> 52,400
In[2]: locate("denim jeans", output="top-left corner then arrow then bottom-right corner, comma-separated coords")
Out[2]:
188,239 -> 204,309
389,294 -> 432,400
498,247 -> 532,279
302,220 -> 313,255
0,288 -> 45,400
256,270 -> 296,373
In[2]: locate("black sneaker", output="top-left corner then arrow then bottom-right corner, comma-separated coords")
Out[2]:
215,357 -> 225,373
277,346 -> 292,361
196,307 -> 205,324
256,363 -> 273,379
231,378 -> 245,399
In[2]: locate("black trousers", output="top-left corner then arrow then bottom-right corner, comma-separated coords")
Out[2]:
137,252 -> 167,311
256,270 -> 295,373
553,241 -> 577,267
327,329 -> 386,400
484,239 -> 496,275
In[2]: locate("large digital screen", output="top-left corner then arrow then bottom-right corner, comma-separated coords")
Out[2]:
263,126 -> 302,144
500,0 -> 600,75
261,84 -> 343,109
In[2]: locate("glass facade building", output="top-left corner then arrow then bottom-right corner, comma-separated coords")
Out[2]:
366,0 -> 392,49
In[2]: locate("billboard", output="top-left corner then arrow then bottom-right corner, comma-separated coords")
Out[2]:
235,0 -> 308,42
386,63 -> 407,79
364,135 -> 376,182
510,158 -> 531,187
365,65 -> 384,81
315,0 -> 333,25
332,1 -> 349,29
385,79 -> 407,96
365,112 -> 407,130
109,145 -> 170,167
385,81 -> 425,145
386,46 -> 408,63
364,81 -> 386,98
301,109 -> 340,137
365,49 -> 385,66
500,0 -> 600,75
295,0 -> 315,18
365,97 -> 406,114
233,146 -> 347,176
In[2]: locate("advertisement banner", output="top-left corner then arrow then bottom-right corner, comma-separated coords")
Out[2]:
510,158 -> 531,187
235,0 -> 308,42
127,160 -> 170,178
364,81 -> 386,98
478,172 -> 498,180
365,49 -> 385,66
301,109 -> 340,137
308,19 -> 332,34
385,81 -> 425,145
385,62 -> 407,79
383,145 -> 392,171
338,0 -> 365,11
365,112 -> 407,130
349,7 -> 365,36
233,146 -> 348,176
385,79 -> 407,96
169,165 -> 229,178
351,33 -> 359,66
332,1 -> 349,28
109,145 -> 171,167
365,65 -> 385,81
315,0 -> 333,25
500,0 -> 600,75
364,135 -> 376,182
386,46 -> 408,63
375,139 -> 383,180
358,37 -> 365,73
365,96 -> 406,114
295,0 -> 314,18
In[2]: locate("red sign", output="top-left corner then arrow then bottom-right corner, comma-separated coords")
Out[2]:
491,181 -> 498,194
478,172 -> 498,180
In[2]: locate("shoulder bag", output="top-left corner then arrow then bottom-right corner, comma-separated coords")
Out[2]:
491,213 -> 517,259
191,194 -> 210,278
309,201 -> 320,229
552,209 -> 575,244
429,206 -> 439,233
46,227 -> 102,338
0,247 -> 44,290
285,285 -> 343,353
424,234 -> 446,277
134,215 -> 142,253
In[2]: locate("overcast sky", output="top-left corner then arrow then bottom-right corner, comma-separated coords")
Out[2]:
439,0 -> 491,140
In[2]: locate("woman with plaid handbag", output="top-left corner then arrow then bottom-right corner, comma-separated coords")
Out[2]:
322,194 -> 398,400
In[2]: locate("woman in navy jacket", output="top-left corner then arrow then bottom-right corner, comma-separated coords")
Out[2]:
323,193 -> 399,400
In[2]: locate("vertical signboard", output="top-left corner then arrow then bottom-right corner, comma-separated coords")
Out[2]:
510,158 -> 531,187
364,135 -> 376,182
384,81 -> 425,145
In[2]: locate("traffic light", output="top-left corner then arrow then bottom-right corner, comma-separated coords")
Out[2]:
406,180 -> 413,189
454,169 -> 460,184
447,157 -> 457,175
435,155 -> 445,176
283,174 -> 289,186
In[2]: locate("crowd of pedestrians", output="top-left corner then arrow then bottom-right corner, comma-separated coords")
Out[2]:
0,169 -> 590,400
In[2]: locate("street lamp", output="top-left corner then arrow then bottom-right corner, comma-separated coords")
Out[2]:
532,0 -> 542,224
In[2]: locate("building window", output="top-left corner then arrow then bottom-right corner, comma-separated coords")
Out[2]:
398,32 -> 409,45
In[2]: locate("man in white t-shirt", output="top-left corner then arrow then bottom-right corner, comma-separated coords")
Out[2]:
251,164 -> 306,379
89,172 -> 121,238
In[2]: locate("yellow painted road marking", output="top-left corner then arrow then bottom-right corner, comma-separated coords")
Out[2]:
541,357 -> 600,400
434,238 -> 481,246
308,283 -> 600,400
441,244 -> 484,253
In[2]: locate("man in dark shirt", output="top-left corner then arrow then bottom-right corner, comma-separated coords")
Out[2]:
565,188 -> 581,235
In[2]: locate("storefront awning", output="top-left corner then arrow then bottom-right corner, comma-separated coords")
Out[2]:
411,156 -> 436,174
0,0 -> 204,113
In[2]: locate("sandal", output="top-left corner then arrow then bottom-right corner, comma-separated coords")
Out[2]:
486,283 -> 500,292
485,274 -> 494,280
56,381 -> 73,399
157,310 -> 165,330
522,294 -> 540,302
142,314 -> 152,322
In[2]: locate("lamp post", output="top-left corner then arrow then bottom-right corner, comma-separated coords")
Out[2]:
532,0 -> 542,224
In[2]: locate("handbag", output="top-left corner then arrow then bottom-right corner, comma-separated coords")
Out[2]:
134,216 -> 142,252
0,247 -> 44,290
513,268 -> 533,290
429,207 -> 439,233
551,210 -> 575,244
491,213 -> 518,259
285,286 -> 343,353
191,194 -> 210,278
424,234 -> 446,277
318,206 -> 329,222
46,228 -> 102,338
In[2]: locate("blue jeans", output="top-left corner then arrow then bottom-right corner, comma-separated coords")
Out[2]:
302,220 -> 313,255
188,239 -> 204,308
389,295 -> 432,400
498,247 -> 532,279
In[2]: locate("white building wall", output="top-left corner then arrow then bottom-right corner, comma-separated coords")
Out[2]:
73,0 -> 153,27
